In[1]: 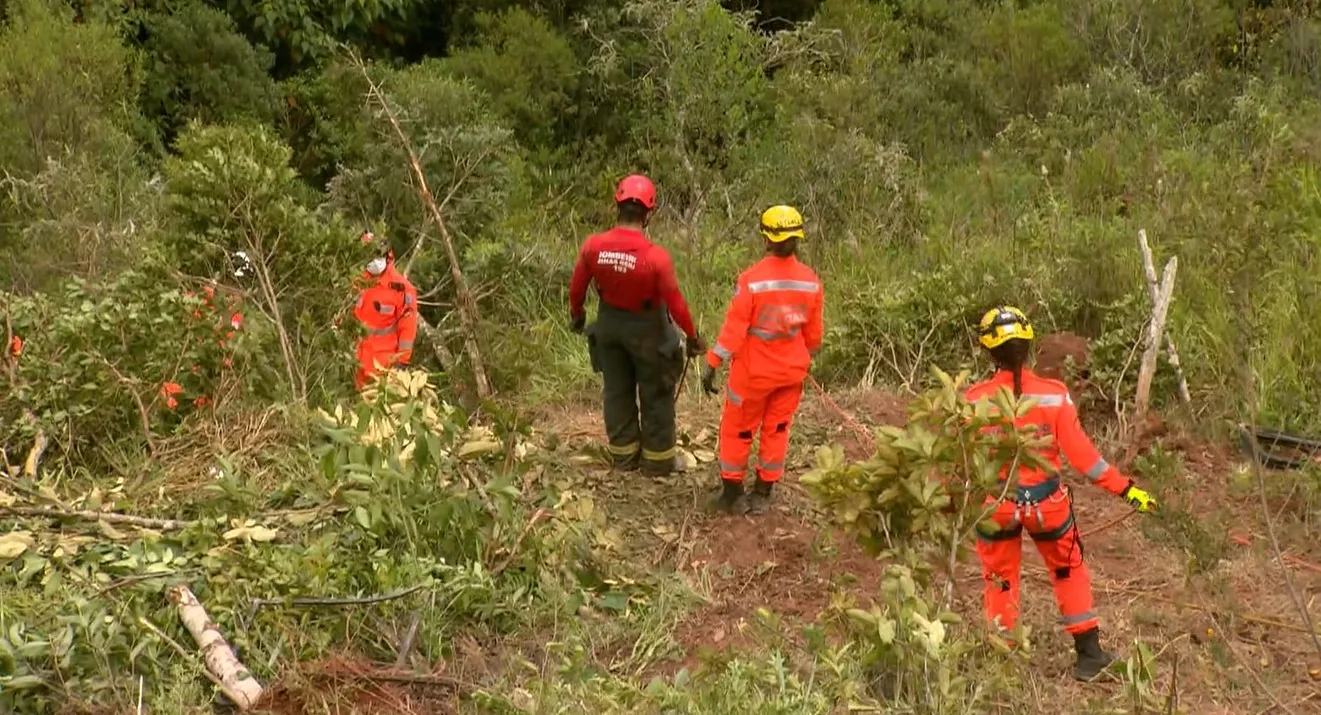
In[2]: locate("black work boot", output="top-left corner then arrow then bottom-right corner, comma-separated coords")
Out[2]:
611,453 -> 640,472
640,455 -> 675,478
1072,627 -> 1115,681
746,478 -> 775,515
711,479 -> 748,514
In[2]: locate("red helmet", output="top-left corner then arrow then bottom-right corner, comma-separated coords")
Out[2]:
614,174 -> 657,210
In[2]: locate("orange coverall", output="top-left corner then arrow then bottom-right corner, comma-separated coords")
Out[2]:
706,256 -> 824,483
964,369 -> 1135,638
353,260 -> 418,390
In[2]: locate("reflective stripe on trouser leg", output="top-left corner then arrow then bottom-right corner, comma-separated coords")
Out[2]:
597,331 -> 640,463
608,442 -> 640,457
976,500 -> 1025,635
638,348 -> 681,474
1028,492 -> 1097,635
754,383 -> 803,482
718,390 -> 760,481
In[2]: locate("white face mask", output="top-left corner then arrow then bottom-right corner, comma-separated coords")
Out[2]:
366,257 -> 387,276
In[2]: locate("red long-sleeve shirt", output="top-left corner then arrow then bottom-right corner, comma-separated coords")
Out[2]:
568,227 -> 697,338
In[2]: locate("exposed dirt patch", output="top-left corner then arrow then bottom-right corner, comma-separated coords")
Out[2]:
1034,331 -> 1090,385
256,653 -> 467,715
663,508 -> 882,674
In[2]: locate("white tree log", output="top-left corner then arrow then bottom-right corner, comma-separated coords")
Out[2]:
1137,229 -> 1191,404
167,584 -> 264,710
1134,256 -> 1178,422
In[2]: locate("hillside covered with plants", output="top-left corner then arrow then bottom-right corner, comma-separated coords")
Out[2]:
3,0 -> 1321,713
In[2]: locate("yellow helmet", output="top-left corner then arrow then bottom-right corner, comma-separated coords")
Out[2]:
978,306 -> 1034,349
760,205 -> 805,242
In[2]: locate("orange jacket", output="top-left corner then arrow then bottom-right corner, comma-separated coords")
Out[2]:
705,255 -> 824,393
354,261 -> 418,368
964,369 -> 1131,495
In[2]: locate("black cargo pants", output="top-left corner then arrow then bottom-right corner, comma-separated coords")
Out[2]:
586,304 -> 685,475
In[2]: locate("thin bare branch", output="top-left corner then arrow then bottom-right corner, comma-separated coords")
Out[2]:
348,50 -> 492,399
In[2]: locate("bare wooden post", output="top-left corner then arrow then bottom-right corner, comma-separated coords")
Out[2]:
1138,230 -> 1191,404
1134,256 -> 1178,422
350,53 -> 493,400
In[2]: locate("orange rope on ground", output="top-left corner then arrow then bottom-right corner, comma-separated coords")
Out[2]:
806,375 -> 875,449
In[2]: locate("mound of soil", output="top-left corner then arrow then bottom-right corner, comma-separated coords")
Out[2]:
1034,332 -> 1090,384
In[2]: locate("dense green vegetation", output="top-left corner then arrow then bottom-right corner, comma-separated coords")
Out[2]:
3,0 -> 1321,712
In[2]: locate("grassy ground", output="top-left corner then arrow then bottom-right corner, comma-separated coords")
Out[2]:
249,378 -> 1321,714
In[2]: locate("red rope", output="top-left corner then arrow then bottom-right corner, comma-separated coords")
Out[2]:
807,375 -> 875,450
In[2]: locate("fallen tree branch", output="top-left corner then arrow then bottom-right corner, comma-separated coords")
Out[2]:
137,617 -> 253,708
248,582 -> 427,617
1,505 -> 197,530
164,584 -> 265,710
394,611 -> 424,669
22,430 -> 46,478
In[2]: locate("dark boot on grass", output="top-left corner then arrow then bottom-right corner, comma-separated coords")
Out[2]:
1072,627 -> 1115,681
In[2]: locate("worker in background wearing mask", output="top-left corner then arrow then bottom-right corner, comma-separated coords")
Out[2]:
354,230 -> 418,390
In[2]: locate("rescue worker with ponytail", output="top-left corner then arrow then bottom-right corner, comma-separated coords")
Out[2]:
703,206 -> 824,515
967,306 -> 1157,681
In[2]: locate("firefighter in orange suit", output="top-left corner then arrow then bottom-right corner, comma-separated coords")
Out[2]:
967,306 -> 1157,681
702,206 -> 824,515
354,231 -> 418,390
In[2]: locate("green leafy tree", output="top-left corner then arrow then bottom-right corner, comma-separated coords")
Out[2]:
586,0 -> 772,244
217,0 -> 424,70
0,0 -> 141,175
140,0 -> 282,146
0,0 -> 150,292
443,8 -> 581,155
163,121 -> 361,402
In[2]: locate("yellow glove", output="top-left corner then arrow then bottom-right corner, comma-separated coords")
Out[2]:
1122,483 -> 1156,513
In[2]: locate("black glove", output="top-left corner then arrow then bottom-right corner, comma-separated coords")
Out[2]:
701,363 -> 719,396
686,334 -> 707,358
571,315 -> 586,334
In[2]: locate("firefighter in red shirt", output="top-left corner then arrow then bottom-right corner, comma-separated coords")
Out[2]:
702,206 -> 824,514
569,175 -> 705,476
354,231 -> 418,390
967,305 -> 1157,680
